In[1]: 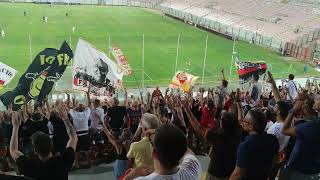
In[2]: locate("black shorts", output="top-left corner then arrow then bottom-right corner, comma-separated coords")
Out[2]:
76,134 -> 91,152
90,130 -> 104,144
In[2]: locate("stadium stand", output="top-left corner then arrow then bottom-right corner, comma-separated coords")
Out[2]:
161,0 -> 320,43
21,0 -> 319,51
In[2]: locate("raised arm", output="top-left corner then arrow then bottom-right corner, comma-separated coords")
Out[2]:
21,97 -> 28,122
235,88 -> 244,123
66,92 -> 72,109
58,105 -> 78,151
132,120 -> 143,143
164,88 -> 170,104
284,86 -> 294,103
87,86 -> 91,108
44,96 -> 51,120
314,79 -> 319,94
199,88 -> 204,107
282,99 -> 304,137
172,95 -> 186,128
181,98 -> 207,138
10,112 -> 23,161
267,71 -> 281,103
140,91 -> 144,105
208,88 -> 214,101
124,89 -> 129,108
102,122 -> 122,151
221,68 -> 226,80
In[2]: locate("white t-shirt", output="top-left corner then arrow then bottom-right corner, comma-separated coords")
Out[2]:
134,154 -> 202,180
70,108 -> 91,136
264,121 -> 274,132
287,80 -> 298,100
90,107 -> 105,130
267,122 -> 290,152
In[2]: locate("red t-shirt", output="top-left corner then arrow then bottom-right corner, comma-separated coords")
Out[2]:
152,89 -> 162,98
224,99 -> 233,111
200,105 -> 216,129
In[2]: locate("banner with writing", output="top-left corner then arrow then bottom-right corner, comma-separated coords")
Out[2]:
0,41 -> 73,110
0,62 -> 17,91
111,46 -> 133,75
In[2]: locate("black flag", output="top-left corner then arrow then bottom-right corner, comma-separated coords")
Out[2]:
37,41 -> 73,102
0,41 -> 73,110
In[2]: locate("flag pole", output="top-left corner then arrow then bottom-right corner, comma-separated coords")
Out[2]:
142,34 -> 145,91
201,35 -> 208,85
133,72 -> 142,95
174,34 -> 180,74
69,35 -> 72,49
29,34 -> 32,63
108,35 -> 111,58
229,36 -> 236,79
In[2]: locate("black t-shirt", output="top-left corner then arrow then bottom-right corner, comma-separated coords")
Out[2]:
191,105 -> 202,122
107,106 -> 127,129
0,122 -> 12,146
21,119 -> 49,143
127,108 -> 142,134
0,174 -> 33,180
236,133 -> 279,180
49,117 -> 68,153
16,147 -> 75,180
206,128 -> 241,178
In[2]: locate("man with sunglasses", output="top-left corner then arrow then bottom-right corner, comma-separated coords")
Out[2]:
131,124 -> 202,180
230,108 -> 279,180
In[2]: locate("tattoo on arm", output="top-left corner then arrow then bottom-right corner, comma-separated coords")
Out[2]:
63,120 -> 76,137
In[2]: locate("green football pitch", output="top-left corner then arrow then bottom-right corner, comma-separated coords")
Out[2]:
0,2 -> 317,91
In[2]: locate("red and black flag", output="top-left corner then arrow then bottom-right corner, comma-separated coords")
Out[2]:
235,61 -> 267,84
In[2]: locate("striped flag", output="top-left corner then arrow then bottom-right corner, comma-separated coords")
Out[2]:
236,61 -> 267,84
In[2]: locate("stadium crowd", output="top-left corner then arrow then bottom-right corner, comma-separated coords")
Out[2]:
0,70 -> 320,180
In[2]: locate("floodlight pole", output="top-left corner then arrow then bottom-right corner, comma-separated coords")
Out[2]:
142,34 -> 145,91
229,36 -> 236,79
108,35 -> 111,58
201,35 -> 208,85
28,34 -> 32,63
174,34 -> 180,74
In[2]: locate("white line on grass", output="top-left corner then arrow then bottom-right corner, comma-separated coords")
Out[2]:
144,71 -> 153,80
